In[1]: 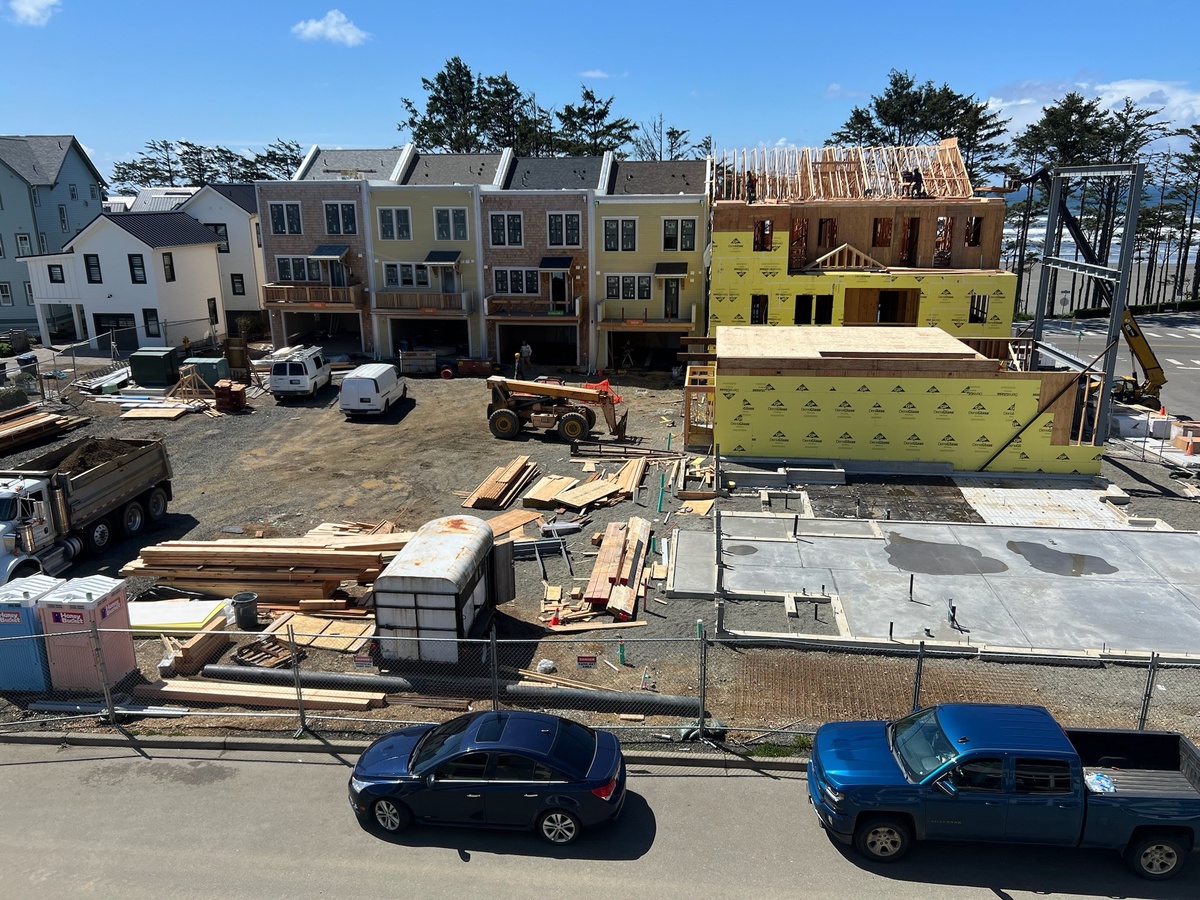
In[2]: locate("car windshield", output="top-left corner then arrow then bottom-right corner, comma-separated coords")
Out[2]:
890,707 -> 959,781
411,714 -> 473,773
0,495 -> 16,522
548,718 -> 597,776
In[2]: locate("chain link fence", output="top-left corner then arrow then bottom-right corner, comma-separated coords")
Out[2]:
2,621 -> 1199,753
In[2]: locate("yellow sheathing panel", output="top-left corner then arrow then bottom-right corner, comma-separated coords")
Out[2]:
713,374 -> 1099,475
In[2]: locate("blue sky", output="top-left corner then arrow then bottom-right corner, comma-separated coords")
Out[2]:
3,0 -> 1199,180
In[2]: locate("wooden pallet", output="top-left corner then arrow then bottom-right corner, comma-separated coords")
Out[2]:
263,613 -> 376,653
234,635 -> 300,668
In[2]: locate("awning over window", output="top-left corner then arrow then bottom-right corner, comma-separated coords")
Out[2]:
425,250 -> 461,265
310,244 -> 350,260
654,262 -> 689,277
539,255 -> 574,270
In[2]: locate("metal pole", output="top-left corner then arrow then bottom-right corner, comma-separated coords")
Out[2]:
89,621 -> 118,727
696,619 -> 707,741
1137,652 -> 1159,730
489,623 -> 500,712
287,622 -> 308,735
911,641 -> 925,713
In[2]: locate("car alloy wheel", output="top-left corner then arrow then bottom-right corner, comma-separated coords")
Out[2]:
372,798 -> 411,833
539,810 -> 579,845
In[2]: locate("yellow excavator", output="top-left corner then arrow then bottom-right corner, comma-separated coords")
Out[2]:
485,376 -> 629,441
1112,310 -> 1167,407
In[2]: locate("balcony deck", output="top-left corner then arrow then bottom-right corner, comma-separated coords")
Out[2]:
484,296 -> 580,321
263,283 -> 365,309
374,291 -> 475,316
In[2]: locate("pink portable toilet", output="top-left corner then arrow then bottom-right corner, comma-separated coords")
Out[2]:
37,576 -> 137,692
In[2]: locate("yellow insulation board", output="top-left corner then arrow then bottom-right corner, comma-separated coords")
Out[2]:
713,374 -> 1102,475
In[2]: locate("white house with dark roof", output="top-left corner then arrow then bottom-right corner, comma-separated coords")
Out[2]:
27,211 -> 223,354
0,134 -> 106,334
179,184 -> 264,325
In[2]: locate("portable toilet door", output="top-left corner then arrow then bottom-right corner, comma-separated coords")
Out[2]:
0,575 -> 65,692
37,576 -> 136,692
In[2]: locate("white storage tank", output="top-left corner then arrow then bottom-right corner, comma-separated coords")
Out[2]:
374,516 -> 493,664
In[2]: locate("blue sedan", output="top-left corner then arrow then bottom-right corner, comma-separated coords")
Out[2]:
349,710 -> 627,845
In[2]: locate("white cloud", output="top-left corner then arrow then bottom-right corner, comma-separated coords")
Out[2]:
580,69 -> 610,79
822,83 -> 864,100
9,0 -> 60,26
990,77 -> 1200,138
291,9 -> 368,47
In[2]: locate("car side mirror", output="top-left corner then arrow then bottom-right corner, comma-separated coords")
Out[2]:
935,778 -> 958,797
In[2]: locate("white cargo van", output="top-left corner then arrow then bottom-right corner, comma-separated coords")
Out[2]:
269,347 -> 332,400
339,363 -> 407,416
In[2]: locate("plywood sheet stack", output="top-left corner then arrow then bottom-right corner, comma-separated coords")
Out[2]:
462,456 -> 539,510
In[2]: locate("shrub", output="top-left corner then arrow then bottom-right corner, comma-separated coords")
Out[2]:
0,342 -> 11,358
235,314 -> 267,341
0,384 -> 28,411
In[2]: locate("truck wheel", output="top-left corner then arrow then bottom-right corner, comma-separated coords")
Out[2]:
582,407 -> 597,430
1126,833 -> 1187,880
11,562 -> 41,580
489,409 -> 521,439
119,500 -> 146,538
557,412 -> 589,442
86,518 -> 114,555
854,816 -> 912,863
145,487 -> 169,524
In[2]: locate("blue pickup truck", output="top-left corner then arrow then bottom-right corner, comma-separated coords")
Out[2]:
809,703 -> 1200,880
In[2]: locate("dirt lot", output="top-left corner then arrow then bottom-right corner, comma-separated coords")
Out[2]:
4,362 -> 1200,745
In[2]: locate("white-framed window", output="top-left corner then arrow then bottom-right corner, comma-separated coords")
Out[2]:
605,274 -> 652,300
383,263 -> 399,288
255,222 -> 261,247
0,283 -> 11,306
0,234 -> 4,257
493,268 -> 540,295
143,309 -> 161,337
162,252 -> 175,282
24,282 -> 33,305
47,264 -> 64,283
58,205 -> 69,232
378,207 -> 411,240
269,201 -> 302,235
231,273 -> 246,295
434,207 -> 468,241
277,256 -> 321,282
383,263 -> 429,288
89,184 -> 98,200
16,233 -> 32,256
128,254 -> 146,284
662,217 -> 697,252
603,218 -> 637,252
547,212 -> 581,248
489,212 -> 523,247
69,184 -> 78,200
37,233 -> 47,254
205,223 -> 229,252
30,187 -> 39,206
324,202 -> 357,235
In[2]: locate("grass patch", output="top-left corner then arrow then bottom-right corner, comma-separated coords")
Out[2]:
745,734 -> 812,757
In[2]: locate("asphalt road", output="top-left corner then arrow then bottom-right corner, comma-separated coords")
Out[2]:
1,743 -> 1197,900
1039,310 -> 1200,419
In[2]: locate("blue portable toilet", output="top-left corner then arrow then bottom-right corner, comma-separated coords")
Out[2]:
0,575 -> 65,692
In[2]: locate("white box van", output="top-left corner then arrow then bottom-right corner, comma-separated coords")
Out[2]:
269,347 -> 332,400
339,363 -> 407,416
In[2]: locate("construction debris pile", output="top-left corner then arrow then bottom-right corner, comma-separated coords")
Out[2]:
0,403 -> 88,454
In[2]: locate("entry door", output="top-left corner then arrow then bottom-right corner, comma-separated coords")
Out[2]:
924,757 -> 1009,841
550,272 -> 567,309
1005,758 -> 1082,845
440,267 -> 457,294
330,261 -> 346,287
93,313 -> 138,353
903,218 -> 921,266
664,278 -> 680,319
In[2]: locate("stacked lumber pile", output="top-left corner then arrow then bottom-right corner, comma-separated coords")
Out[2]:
610,459 -> 647,501
160,617 -> 230,676
556,516 -> 653,628
0,404 -> 88,454
133,679 -> 385,711
462,456 -> 539,510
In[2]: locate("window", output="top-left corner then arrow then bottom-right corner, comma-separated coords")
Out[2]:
231,273 -> 245,296
255,222 -> 261,247
750,294 -> 769,324
0,188 -> 3,209
324,202 -> 356,235
378,207 -> 411,241
872,217 -> 893,248
16,233 -> 32,256
753,219 -> 773,252
603,218 -> 637,251
89,184 -> 98,200
207,297 -> 219,326
48,264 -> 64,283
489,212 -> 523,247
162,252 -> 175,282
143,309 -> 161,337
84,253 -> 102,283
0,283 -> 10,306
69,184 -> 78,200
391,263 -> 429,288
24,282 -> 32,305
277,256 -> 320,282
934,216 -> 954,266
383,264 -> 399,288
0,234 -> 3,257
31,186 -> 39,206
947,758 -> 1004,792
435,752 -> 489,781
547,212 -> 580,247
1015,759 -> 1072,794
58,204 -> 70,232
966,216 -> 983,247
128,254 -> 146,284
663,218 -> 697,251
817,218 -> 838,248
492,754 -> 555,782
493,268 -> 539,295
269,201 -> 302,235
969,293 -> 989,324
604,275 -> 651,300
434,207 -> 468,241
38,233 -> 46,254
205,223 -> 229,252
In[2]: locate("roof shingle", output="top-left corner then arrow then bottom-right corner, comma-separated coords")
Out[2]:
97,212 -> 222,249
503,157 -> 604,190
607,160 -> 708,195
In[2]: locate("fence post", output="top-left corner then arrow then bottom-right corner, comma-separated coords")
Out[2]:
911,641 -> 925,713
89,621 -> 118,727
1137,652 -> 1159,730
489,624 -> 499,712
287,622 -> 308,737
696,619 -> 707,742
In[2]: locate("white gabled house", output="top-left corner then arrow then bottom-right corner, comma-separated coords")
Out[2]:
28,211 -> 224,354
178,184 -> 265,326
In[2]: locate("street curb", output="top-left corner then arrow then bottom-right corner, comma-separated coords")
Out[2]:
0,730 -> 808,772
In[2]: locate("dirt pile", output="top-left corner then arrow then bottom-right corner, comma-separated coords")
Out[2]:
57,438 -> 141,474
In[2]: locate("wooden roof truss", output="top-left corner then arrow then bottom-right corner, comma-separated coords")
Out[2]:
804,243 -> 889,271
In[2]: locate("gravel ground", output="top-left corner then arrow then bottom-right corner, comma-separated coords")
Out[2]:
3,351 -> 1199,745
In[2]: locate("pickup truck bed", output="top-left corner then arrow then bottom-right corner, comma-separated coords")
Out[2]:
1085,767 -> 1200,798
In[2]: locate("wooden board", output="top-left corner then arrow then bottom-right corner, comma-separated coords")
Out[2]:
133,679 -> 384,711
546,619 -> 647,634
555,479 -> 620,510
522,474 -> 579,508
120,406 -> 190,419
483,508 -> 543,537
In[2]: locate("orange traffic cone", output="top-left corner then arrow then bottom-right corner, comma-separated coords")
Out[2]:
1160,405 -> 1167,416
549,612 -> 561,627
1187,441 -> 1196,457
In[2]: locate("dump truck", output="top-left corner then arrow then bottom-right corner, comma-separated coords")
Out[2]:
0,438 -> 173,582
485,376 -> 628,441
